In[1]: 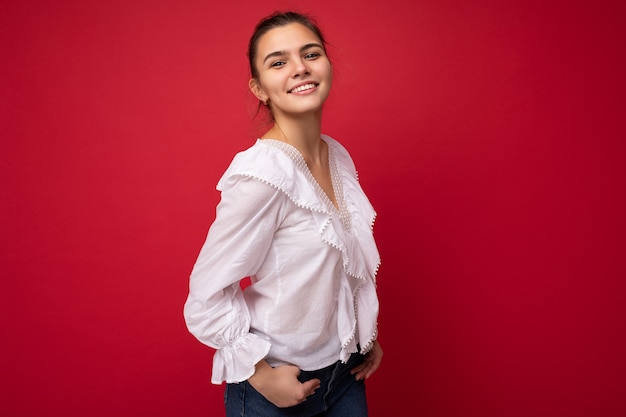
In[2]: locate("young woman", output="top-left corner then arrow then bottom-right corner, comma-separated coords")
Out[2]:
184,11 -> 382,416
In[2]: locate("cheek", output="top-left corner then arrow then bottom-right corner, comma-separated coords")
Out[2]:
259,73 -> 284,93
324,66 -> 333,87
322,61 -> 333,81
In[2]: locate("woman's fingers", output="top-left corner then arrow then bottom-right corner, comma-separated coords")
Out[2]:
351,340 -> 383,380
301,377 -> 322,397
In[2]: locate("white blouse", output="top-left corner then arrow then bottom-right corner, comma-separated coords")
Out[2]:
184,135 -> 380,384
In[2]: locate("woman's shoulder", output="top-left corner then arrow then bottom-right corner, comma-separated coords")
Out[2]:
216,140 -> 327,212
322,134 -> 357,177
321,134 -> 347,154
217,140 -> 291,188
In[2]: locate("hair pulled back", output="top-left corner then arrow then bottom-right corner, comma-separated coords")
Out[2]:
247,11 -> 328,80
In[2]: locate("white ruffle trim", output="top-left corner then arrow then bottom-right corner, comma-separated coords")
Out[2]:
211,332 -> 271,384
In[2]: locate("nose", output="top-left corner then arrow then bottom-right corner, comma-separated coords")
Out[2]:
292,57 -> 310,77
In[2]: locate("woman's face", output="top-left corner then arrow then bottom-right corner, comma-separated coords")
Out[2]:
250,23 -> 332,117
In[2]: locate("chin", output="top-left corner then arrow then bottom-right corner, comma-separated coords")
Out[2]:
278,100 -> 325,115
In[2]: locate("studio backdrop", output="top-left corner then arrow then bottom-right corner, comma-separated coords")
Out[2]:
2,0 -> 625,416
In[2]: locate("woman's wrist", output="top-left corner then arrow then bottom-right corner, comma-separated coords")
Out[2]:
248,359 -> 271,387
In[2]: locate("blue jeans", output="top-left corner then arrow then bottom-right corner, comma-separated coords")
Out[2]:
224,353 -> 368,417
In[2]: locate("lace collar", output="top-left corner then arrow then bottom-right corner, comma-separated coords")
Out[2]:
258,137 -> 352,232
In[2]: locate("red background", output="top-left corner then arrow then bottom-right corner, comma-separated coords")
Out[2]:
2,1 -> 625,416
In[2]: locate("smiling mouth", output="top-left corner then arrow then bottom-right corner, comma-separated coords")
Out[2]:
288,83 -> 318,93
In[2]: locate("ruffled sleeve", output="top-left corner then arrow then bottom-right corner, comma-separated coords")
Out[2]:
183,174 -> 286,384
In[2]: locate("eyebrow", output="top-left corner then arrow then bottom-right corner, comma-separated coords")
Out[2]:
262,43 -> 324,64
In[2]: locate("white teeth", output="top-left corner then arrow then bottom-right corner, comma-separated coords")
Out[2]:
290,83 -> 316,93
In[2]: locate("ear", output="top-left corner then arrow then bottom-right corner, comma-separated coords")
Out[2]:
249,78 -> 267,103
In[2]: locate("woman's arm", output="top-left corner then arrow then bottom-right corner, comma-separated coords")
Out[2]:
183,176 -> 283,384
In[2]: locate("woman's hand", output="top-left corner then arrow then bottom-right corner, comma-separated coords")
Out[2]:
248,360 -> 321,408
350,340 -> 383,381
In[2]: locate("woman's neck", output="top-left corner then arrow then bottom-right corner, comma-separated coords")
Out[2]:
263,112 -> 325,165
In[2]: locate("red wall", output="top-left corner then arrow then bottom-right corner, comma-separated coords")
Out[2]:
2,1 -> 625,416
